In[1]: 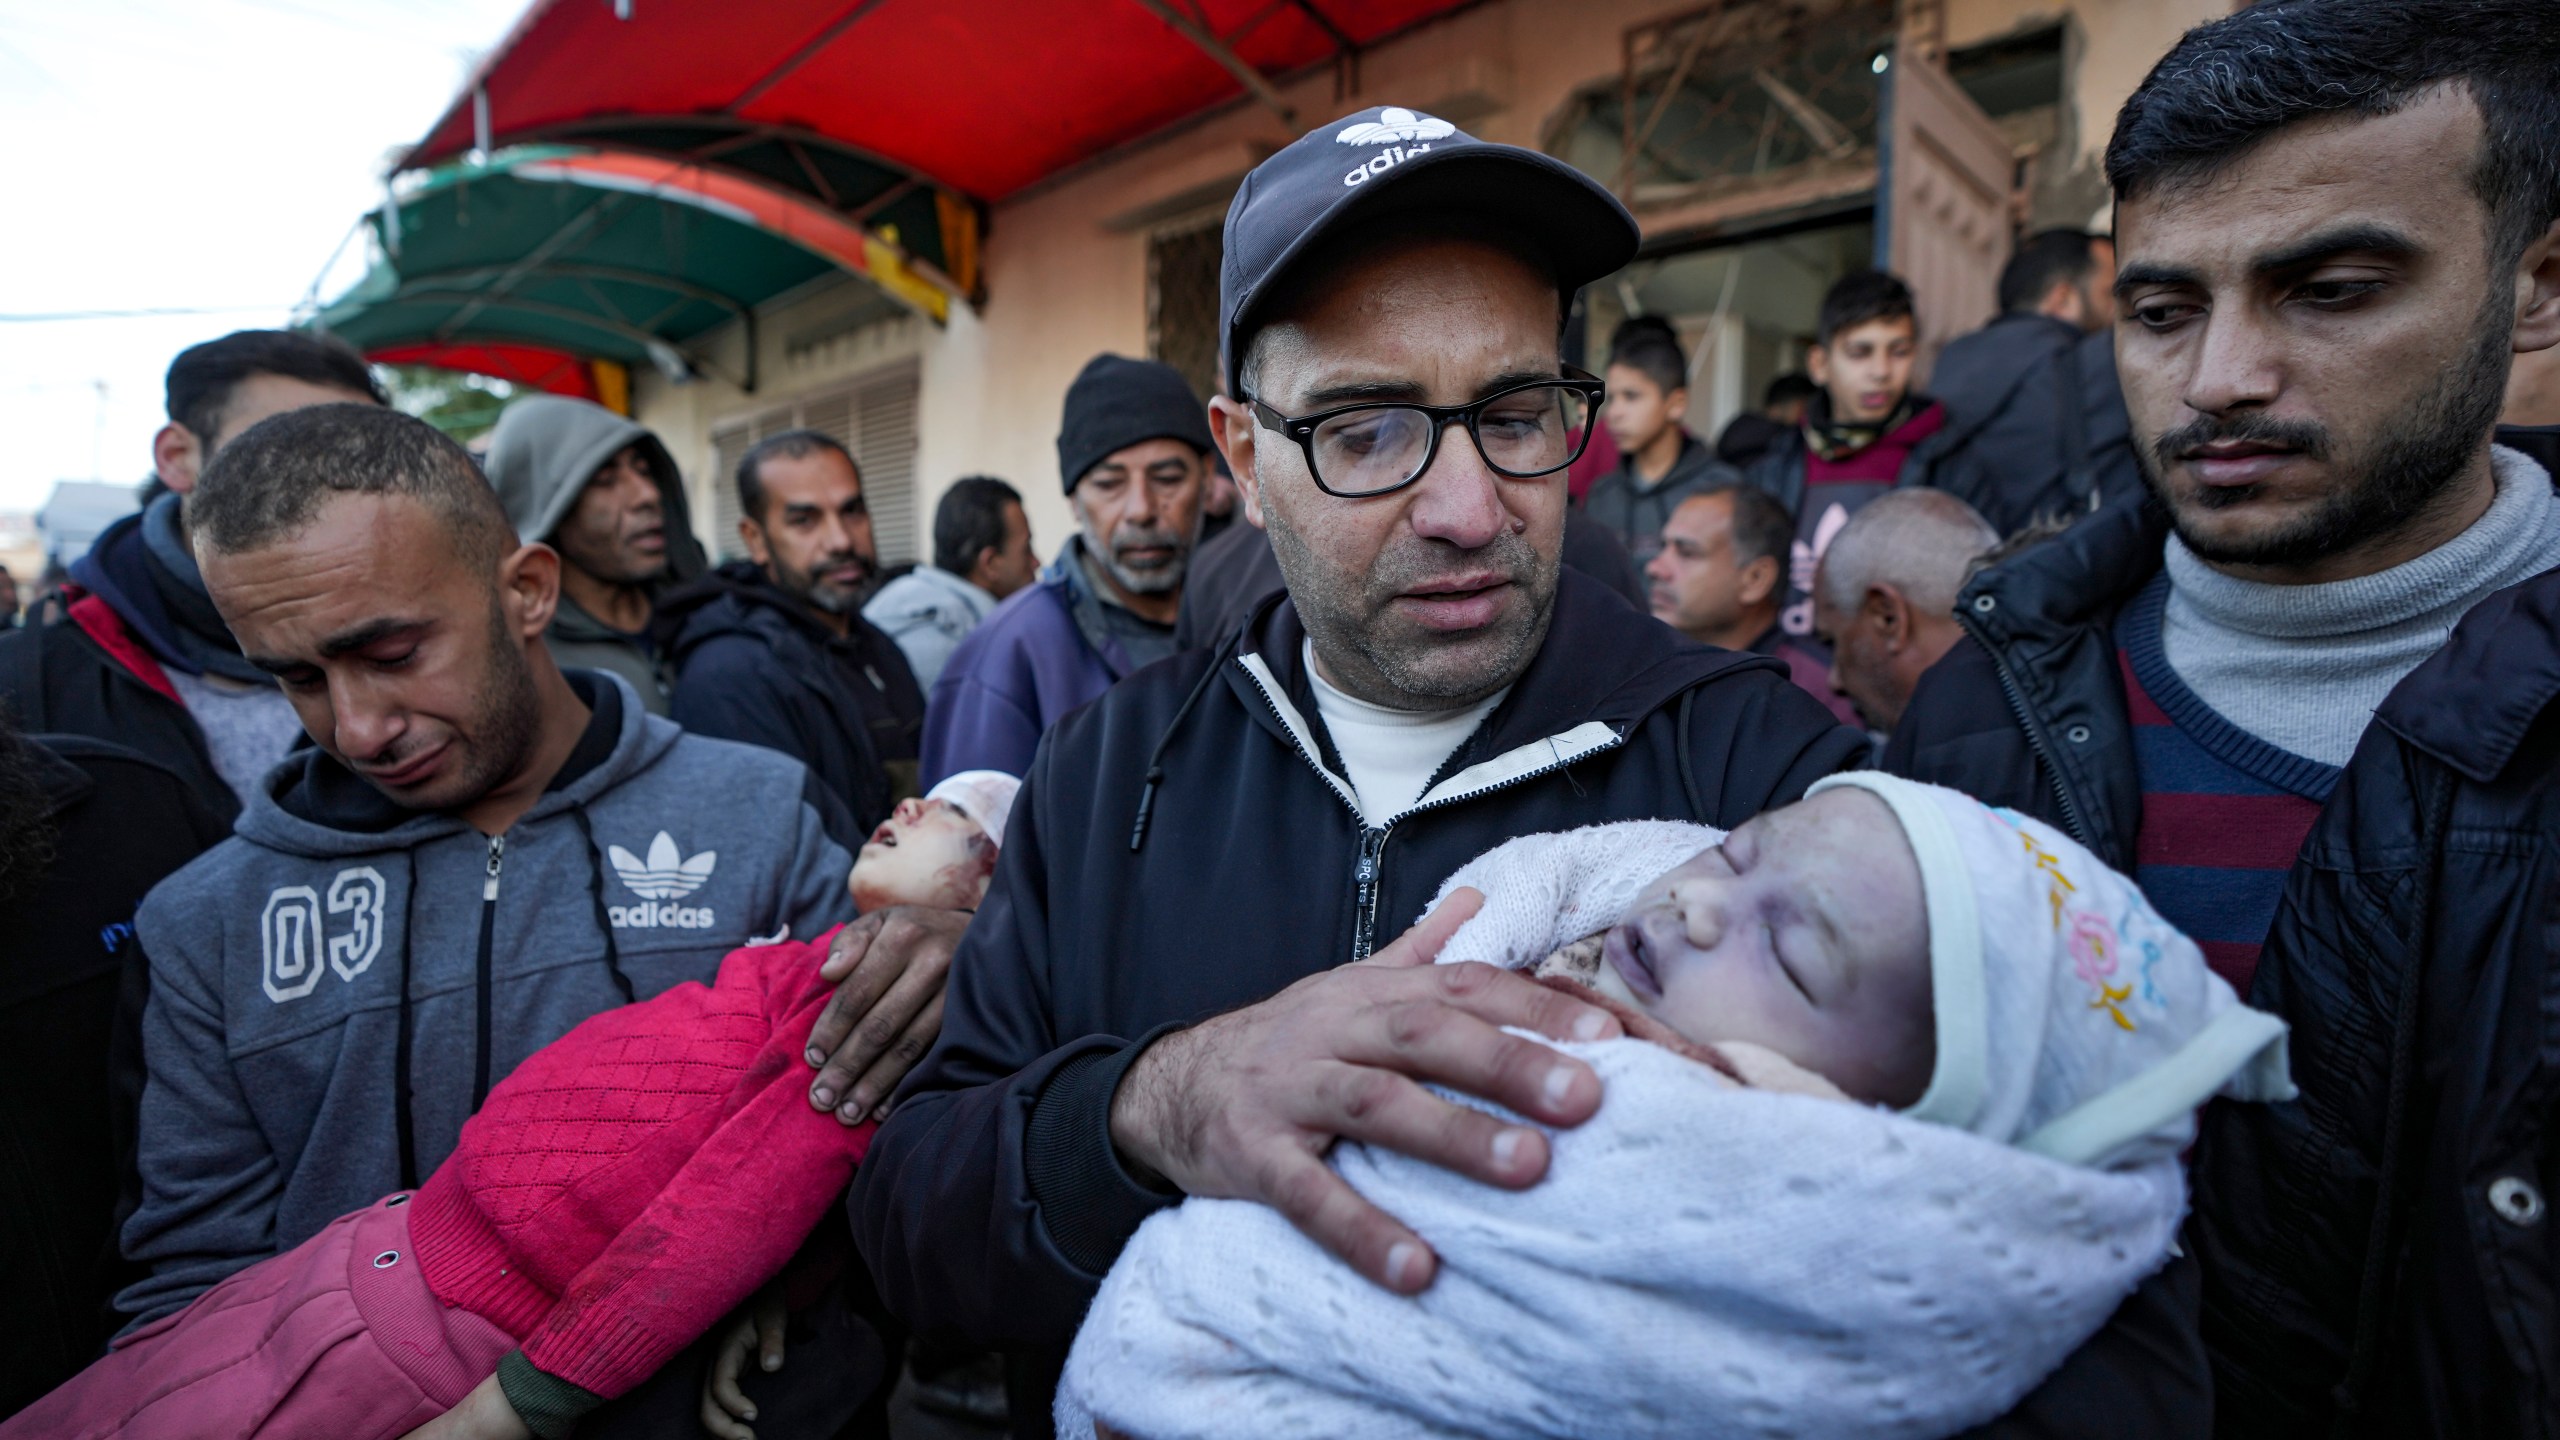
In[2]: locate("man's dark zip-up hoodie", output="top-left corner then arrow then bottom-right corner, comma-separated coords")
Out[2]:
850,570 -> 2217,1435
117,672 -> 856,1328
660,560 -> 927,848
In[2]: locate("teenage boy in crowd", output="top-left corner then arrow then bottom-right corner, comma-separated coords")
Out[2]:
921,355 -> 1212,784
115,408 -> 956,1405
863,475 -> 1038,690
1871,3 -> 2560,1431
662,430 -> 926,845
1925,230 -> 2121,534
1643,485 -> 1855,725
0,331 -> 384,821
482,395 -> 708,715
1744,270 -> 1950,644
1581,317 -> 1742,560
852,104 -> 2203,1437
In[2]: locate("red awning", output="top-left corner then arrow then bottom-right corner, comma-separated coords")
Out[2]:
368,341 -> 608,401
403,0 -> 1477,203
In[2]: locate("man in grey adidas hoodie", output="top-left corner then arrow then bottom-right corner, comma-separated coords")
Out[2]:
483,394 -> 709,714
117,405 -> 857,1331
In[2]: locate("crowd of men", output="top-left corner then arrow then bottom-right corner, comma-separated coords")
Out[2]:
2,1 -> 2556,1436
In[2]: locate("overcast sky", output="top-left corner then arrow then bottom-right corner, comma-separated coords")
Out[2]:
0,0 -> 525,513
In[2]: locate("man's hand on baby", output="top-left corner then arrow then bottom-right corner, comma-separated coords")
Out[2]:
807,906 -> 970,1123
1107,889 -> 1620,1297
699,1284 -> 789,1440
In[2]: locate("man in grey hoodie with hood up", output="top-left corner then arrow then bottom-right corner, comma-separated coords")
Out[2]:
483,395 -> 709,714
115,405 -> 871,1342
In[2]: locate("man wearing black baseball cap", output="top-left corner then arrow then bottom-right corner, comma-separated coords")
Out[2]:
854,107 -> 2196,1434
919,352 -> 1215,784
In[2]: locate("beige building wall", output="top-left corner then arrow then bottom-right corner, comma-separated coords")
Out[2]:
639,0 -> 2227,565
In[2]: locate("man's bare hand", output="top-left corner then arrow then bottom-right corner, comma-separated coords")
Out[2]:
806,906 -> 970,1123
1106,889 -> 1620,1295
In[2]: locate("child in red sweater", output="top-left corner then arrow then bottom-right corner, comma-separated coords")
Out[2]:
5,771 -> 1019,1440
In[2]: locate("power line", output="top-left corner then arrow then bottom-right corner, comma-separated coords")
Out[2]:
0,304 -> 295,323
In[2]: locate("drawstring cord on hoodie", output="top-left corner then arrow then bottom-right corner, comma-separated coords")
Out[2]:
1674,688 -> 1705,821
1129,649 -> 1230,853
570,804 -> 638,1003
394,852 -> 421,1190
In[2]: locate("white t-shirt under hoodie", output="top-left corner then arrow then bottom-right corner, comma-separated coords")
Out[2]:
1303,640 -> 1507,828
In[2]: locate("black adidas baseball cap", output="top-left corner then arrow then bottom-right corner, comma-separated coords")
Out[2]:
1218,105 -> 1639,395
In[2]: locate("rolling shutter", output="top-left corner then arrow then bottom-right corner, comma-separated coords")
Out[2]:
705,361 -> 923,564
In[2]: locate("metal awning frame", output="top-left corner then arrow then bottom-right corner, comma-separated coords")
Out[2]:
371,254 -> 765,390
465,114 -> 984,301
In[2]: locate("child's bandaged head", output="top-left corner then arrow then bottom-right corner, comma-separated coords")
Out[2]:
849,770 -> 1020,914
1428,775 -> 2293,1169
925,770 -> 1017,849
1806,773 -> 2291,1168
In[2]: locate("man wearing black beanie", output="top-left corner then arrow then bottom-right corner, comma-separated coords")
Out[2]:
919,353 -> 1213,784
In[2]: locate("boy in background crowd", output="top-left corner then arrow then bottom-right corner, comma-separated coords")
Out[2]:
1742,270 -> 1949,645
1581,317 -> 1740,560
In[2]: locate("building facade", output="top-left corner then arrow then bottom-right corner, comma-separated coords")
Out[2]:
628,0 -> 2231,566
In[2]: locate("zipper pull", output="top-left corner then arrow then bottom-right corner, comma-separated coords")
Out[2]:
484,834 -> 505,901
1353,827 -> 1385,906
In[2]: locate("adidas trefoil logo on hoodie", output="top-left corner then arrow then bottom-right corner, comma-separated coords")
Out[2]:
608,831 -> 720,930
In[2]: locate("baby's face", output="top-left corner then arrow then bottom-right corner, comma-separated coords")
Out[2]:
1602,789 -> 1935,1105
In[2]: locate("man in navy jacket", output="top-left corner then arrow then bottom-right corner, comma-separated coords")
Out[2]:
854,106 -> 2210,1435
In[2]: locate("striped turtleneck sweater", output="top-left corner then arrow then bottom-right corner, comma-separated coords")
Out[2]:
2122,445 -> 2560,992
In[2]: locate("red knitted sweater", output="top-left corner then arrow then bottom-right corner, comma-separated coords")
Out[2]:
408,929 -> 874,1400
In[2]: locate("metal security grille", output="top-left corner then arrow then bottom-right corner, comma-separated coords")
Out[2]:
1149,220 -> 1225,403
1547,0 -> 1898,206
707,362 -> 922,565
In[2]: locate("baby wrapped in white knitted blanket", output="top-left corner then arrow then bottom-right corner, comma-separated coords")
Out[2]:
1058,775 -> 2293,1440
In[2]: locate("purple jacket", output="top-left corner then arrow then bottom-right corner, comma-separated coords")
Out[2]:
920,570 -> 1126,786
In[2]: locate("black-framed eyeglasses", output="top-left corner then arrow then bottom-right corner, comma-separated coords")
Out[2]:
1247,366 -> 1609,498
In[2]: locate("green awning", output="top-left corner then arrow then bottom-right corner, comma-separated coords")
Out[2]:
315,146 -> 944,393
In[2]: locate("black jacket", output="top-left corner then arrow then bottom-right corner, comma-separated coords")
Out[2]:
1172,511 -> 1646,653
0,603 -> 235,828
849,570 -> 2211,1437
660,562 -> 926,845
2188,524 -> 2560,1437
1923,316 -> 2138,536
1883,428 -> 2560,872
0,733 -> 229,1417
1878,483 -> 2168,869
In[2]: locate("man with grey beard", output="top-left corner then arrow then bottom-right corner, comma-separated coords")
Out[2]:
919,354 -> 1213,784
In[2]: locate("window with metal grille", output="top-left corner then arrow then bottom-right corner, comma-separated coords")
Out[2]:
1548,0 -> 1898,208
707,362 -> 922,565
1149,220 -> 1224,403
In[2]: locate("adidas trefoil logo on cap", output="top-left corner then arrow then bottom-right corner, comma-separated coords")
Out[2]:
1336,107 -> 1456,188
1336,107 -> 1454,146
608,832 -> 720,930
